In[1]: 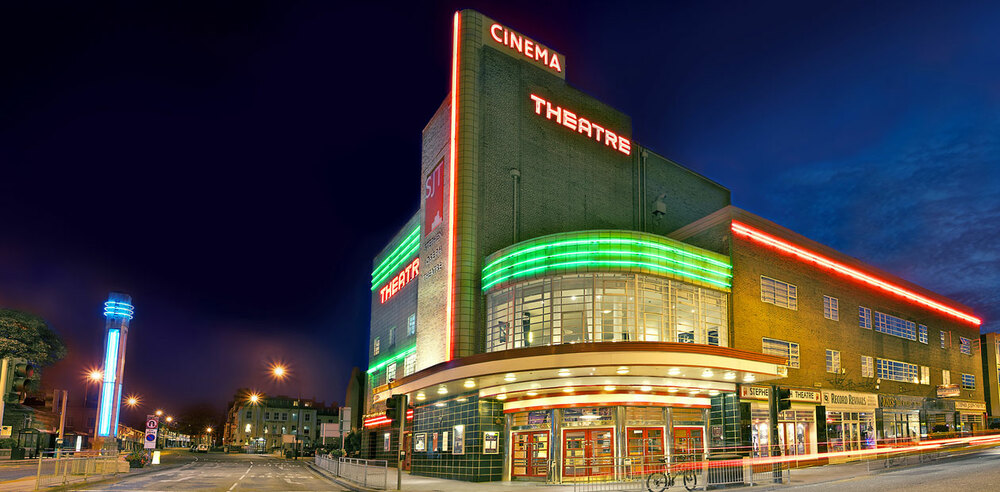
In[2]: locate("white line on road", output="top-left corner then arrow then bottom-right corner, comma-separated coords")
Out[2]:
226,463 -> 253,491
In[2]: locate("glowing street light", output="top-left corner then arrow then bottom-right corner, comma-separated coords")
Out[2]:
88,370 -> 103,382
124,395 -> 140,408
166,416 -> 173,423
155,409 -> 163,417
248,392 -> 262,405
270,363 -> 287,381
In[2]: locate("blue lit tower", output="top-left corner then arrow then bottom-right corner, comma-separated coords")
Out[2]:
96,292 -> 133,439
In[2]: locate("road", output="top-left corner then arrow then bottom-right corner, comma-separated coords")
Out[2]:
785,446 -> 1000,491
73,451 -> 344,491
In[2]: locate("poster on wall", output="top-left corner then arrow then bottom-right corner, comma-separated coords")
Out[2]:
484,431 -> 499,454
453,425 -> 465,455
414,433 -> 426,452
442,431 -> 449,452
383,433 -> 391,452
424,160 -> 445,236
432,432 -> 439,452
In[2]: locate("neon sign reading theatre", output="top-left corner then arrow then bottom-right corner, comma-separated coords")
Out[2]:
379,257 -> 420,303
530,94 -> 632,155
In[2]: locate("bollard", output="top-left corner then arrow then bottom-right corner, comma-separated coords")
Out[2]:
34,456 -> 43,491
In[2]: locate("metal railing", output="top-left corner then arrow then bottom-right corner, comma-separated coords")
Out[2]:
569,454 -> 789,492
32,454 -> 123,490
315,455 -> 388,490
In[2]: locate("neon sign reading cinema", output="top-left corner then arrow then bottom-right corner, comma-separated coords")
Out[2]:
530,94 -> 632,155
379,257 -> 419,303
489,24 -> 562,74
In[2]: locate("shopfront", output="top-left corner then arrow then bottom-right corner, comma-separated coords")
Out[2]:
820,390 -> 877,452
741,385 -> 819,457
955,400 -> 987,431
924,399 -> 986,433
877,394 -> 924,443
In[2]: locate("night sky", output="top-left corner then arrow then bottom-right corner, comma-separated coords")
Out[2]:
2,1 -> 997,426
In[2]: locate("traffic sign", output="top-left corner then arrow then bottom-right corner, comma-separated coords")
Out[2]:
146,414 -> 159,429
144,428 -> 158,449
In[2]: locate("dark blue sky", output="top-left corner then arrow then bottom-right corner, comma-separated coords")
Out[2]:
1,1 -> 997,423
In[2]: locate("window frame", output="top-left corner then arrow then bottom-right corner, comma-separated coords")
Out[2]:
762,337 -> 800,368
961,373 -> 976,390
760,276 -> 797,310
826,349 -> 841,373
823,296 -> 839,321
861,355 -> 874,378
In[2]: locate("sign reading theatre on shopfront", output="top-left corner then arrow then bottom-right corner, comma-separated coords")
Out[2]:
739,385 -> 819,403
487,22 -> 565,77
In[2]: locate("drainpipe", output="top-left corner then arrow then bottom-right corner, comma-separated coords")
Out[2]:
510,169 -> 521,243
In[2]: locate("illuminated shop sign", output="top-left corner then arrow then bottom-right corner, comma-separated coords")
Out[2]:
379,257 -> 420,303
529,94 -> 631,156
488,23 -> 564,75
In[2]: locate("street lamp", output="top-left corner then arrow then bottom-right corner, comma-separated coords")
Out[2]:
269,362 -> 304,459
246,391 -> 264,453
124,395 -> 140,408
155,409 -> 163,417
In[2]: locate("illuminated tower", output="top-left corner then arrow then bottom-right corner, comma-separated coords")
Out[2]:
96,292 -> 133,439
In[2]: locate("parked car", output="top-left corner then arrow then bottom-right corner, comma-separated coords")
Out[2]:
194,444 -> 209,453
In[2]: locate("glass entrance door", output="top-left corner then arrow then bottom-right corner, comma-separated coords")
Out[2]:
563,428 -> 614,479
512,431 -> 548,478
627,427 -> 664,474
673,426 -> 704,463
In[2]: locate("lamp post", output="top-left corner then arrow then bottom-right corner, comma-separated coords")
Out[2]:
270,363 -> 304,460
247,392 -> 263,453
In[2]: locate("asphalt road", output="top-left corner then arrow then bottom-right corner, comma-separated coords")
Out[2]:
785,446 -> 1000,491
73,452 -> 344,491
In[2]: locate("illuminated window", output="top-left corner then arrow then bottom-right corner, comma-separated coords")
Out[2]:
918,325 -> 928,344
403,353 -> 417,377
920,366 -> 930,385
823,296 -> 839,321
407,313 -> 416,336
961,373 -> 975,390
760,276 -> 797,310
861,356 -> 874,378
373,337 -> 380,356
825,349 -> 840,373
762,337 -> 799,368
386,362 -> 397,384
877,358 -> 919,383
872,310 -> 916,341
959,336 -> 972,355
941,330 -> 949,349
943,369 -> 950,385
859,307 -> 872,329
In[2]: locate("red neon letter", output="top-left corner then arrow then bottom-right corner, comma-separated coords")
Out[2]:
577,117 -> 593,137
510,32 -> 522,53
562,109 -> 577,130
605,130 -> 618,149
529,94 -> 546,114
490,24 -> 503,43
524,39 -> 534,58
545,101 -> 561,123
619,137 -> 632,155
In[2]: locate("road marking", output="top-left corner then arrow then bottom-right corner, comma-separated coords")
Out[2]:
227,463 -> 253,491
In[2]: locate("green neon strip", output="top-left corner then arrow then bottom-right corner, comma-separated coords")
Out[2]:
482,249 -> 732,282
482,237 -> 731,273
372,226 -> 420,280
366,346 -> 417,374
482,259 -> 731,291
371,227 -> 421,290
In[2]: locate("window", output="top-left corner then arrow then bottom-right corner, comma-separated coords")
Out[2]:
762,337 -> 800,368
407,313 -> 416,336
373,337 -> 380,356
920,366 -> 930,385
961,373 -> 975,390
403,353 -> 417,377
305,413 -> 311,422
918,325 -> 928,344
959,336 -> 972,355
872,310 -> 916,341
386,362 -> 397,383
823,296 -> 839,321
265,412 -> 270,420
861,356 -> 874,378
826,349 -> 841,373
388,326 -> 396,346
941,330 -> 949,349
877,358 -> 919,383
859,306 -> 872,329
942,369 -> 950,385
760,276 -> 797,310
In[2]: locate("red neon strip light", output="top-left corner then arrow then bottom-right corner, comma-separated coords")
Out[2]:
445,11 -> 460,362
362,409 -> 414,428
731,221 -> 981,326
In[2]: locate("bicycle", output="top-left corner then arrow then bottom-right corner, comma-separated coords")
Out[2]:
646,458 -> 697,492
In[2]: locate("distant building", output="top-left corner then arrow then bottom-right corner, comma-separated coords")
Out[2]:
222,389 -> 339,452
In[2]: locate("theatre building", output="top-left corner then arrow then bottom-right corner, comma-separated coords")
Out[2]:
361,10 -> 985,482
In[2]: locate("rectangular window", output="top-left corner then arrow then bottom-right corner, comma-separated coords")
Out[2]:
861,356 -> 874,378
823,296 -> 839,321
942,369 -> 950,385
407,313 -> 416,336
876,358 -> 919,383
918,324 -> 928,344
760,276 -> 797,310
265,412 -> 270,420
373,337 -> 380,356
386,362 -> 397,384
872,310 -> 916,341
403,353 -> 417,377
388,326 -> 396,346
762,337 -> 800,368
920,366 -> 930,385
941,330 -> 948,349
859,306 -> 872,329
961,373 -> 975,390
826,349 -> 841,373
246,410 -> 252,419
305,413 -> 311,422
959,336 -> 972,355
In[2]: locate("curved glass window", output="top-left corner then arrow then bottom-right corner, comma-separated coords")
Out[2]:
486,273 -> 727,352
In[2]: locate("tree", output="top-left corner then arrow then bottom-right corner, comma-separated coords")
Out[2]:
0,309 -> 67,366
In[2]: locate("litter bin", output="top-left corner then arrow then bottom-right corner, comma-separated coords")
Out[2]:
706,453 -> 744,487
10,447 -> 25,460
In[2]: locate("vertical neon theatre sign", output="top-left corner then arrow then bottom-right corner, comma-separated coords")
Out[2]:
96,292 -> 133,438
